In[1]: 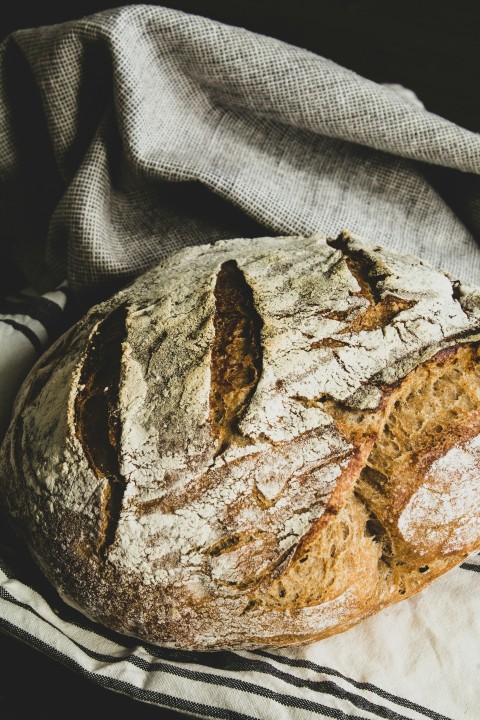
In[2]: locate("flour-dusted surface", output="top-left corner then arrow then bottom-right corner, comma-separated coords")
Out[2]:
2,232 -> 480,649
399,433 -> 480,553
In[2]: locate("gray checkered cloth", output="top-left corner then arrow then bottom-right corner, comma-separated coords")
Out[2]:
1,5 -> 480,719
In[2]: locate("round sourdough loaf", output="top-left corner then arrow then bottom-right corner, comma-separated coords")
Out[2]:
2,231 -> 480,649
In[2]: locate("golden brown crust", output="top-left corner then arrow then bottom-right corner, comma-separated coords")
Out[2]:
1,231 -> 480,650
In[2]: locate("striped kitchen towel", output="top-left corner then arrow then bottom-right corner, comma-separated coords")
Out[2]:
0,530 -> 479,719
1,5 -> 480,719
0,286 -> 68,441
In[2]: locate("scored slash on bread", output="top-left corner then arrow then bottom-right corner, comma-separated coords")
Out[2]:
1,231 -> 480,649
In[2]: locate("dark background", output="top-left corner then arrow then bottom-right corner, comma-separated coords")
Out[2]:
2,0 -> 480,133
1,1 -> 479,718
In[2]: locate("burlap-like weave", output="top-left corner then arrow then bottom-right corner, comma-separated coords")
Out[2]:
1,6 -> 480,719
1,5 -> 480,299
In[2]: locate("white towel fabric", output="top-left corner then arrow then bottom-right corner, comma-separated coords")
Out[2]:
0,6 -> 480,719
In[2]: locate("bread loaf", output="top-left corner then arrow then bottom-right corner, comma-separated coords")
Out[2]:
1,231 -> 480,650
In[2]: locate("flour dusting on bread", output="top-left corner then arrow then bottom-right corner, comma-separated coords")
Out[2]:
1,231 -> 480,649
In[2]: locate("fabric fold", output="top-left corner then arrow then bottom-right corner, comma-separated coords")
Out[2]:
1,5 -> 480,719
1,5 -> 480,298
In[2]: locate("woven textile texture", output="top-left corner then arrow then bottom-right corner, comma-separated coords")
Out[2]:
1,5 -> 480,720
1,5 -> 480,299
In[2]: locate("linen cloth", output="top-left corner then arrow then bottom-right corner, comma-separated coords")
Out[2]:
1,5 -> 480,719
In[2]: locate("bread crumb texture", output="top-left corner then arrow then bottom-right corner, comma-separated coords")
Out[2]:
2,231 -> 480,649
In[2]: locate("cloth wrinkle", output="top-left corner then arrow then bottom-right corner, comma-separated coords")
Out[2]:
1,5 -> 480,719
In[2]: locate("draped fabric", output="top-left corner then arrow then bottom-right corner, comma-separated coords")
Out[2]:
1,6 -> 480,718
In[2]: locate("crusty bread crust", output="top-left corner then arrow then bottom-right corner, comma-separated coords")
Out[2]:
1,231 -> 480,649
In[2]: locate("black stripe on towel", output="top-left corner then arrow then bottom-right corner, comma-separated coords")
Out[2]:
0,618 -> 258,720
253,650 -> 452,720
0,571 -> 445,720
0,318 -> 44,356
0,294 -> 65,342
0,588 -> 380,720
